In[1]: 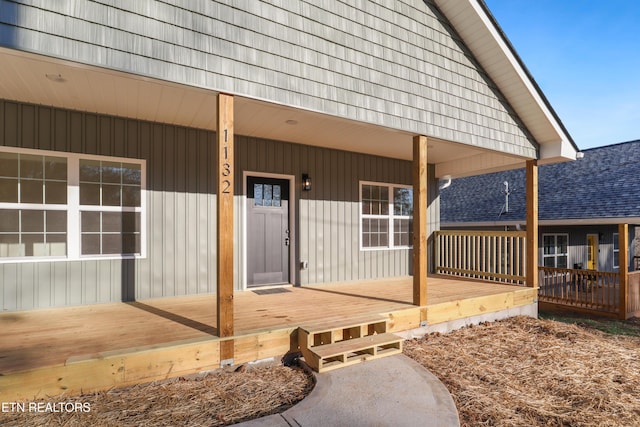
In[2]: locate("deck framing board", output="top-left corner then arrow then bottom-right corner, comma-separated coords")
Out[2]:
0,277 -> 535,400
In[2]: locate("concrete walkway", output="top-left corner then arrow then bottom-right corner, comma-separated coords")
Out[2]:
237,354 -> 460,427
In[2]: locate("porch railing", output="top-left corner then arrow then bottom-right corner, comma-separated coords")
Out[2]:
434,230 -> 526,285
538,267 -> 620,314
437,229 -> 640,318
628,271 -> 640,317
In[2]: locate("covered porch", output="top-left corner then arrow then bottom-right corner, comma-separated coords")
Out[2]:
0,276 -> 536,401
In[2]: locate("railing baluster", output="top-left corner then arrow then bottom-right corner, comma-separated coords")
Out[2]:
538,266 -> 620,315
433,230 -> 526,284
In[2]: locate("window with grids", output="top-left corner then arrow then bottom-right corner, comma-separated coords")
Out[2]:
360,182 -> 413,250
79,160 -> 142,255
0,147 -> 145,261
0,152 -> 68,257
542,234 -> 568,268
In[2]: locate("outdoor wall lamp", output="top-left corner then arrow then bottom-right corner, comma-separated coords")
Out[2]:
302,174 -> 312,191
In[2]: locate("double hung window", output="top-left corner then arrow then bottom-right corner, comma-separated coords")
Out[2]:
360,182 -> 413,250
79,160 -> 142,256
0,152 -> 68,257
542,234 -> 568,268
0,147 -> 145,262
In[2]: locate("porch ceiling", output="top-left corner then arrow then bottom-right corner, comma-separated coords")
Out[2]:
0,47 -> 525,178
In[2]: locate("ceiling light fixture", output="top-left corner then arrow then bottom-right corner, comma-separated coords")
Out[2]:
45,73 -> 65,83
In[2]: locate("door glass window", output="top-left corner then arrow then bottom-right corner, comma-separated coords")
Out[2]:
273,185 -> 281,207
263,185 -> 273,207
253,183 -> 282,207
254,184 -> 263,206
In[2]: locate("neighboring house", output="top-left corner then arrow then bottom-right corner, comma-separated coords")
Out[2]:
0,0 -> 578,314
440,140 -> 640,273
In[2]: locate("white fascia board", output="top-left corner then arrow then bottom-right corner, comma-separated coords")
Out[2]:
434,0 -> 578,162
538,140 -> 580,165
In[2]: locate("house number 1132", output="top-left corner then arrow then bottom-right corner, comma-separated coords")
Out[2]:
222,128 -> 231,194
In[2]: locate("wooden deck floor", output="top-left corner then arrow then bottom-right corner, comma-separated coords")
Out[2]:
0,276 -> 536,400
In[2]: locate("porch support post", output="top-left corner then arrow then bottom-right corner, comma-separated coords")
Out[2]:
217,93 -> 235,364
619,223 -> 629,319
412,135 -> 428,307
525,160 -> 538,288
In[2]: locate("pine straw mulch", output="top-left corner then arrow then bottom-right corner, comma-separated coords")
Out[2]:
0,361 -> 314,427
404,316 -> 640,427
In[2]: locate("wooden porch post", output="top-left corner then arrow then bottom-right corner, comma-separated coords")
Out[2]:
413,135 -> 428,307
525,160 -> 538,288
619,223 -> 629,320
217,93 -> 234,364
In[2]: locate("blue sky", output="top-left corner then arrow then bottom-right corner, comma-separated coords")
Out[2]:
484,0 -> 640,150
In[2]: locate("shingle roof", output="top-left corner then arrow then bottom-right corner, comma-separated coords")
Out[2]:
440,140 -> 640,223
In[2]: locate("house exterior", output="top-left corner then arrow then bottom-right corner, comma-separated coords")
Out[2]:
440,140 -> 640,273
0,0 -> 578,315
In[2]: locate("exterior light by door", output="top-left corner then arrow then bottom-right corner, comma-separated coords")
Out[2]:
302,174 -> 312,191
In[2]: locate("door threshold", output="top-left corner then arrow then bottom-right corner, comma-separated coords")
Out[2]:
247,283 -> 293,291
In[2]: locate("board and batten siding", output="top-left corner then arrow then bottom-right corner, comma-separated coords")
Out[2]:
235,135 -> 439,287
1,100 -> 440,311
0,0 -> 536,158
539,225 -> 628,272
0,100 -> 219,311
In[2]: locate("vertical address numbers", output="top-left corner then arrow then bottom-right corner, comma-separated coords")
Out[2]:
221,128 -> 231,194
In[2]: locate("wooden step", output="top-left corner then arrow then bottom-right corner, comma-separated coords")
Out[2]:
304,333 -> 403,373
298,315 -> 388,349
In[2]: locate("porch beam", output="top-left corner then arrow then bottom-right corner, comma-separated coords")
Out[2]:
525,160 -> 538,288
412,135 -> 428,307
619,223 -> 629,319
217,93 -> 234,363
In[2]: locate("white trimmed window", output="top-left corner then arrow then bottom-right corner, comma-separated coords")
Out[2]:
542,234 -> 568,268
0,147 -> 145,262
613,233 -> 619,269
360,181 -> 413,250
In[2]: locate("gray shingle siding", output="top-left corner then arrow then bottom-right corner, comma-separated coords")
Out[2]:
0,0 -> 537,157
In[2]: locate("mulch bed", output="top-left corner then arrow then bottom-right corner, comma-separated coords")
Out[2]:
0,362 -> 314,427
405,316 -> 640,427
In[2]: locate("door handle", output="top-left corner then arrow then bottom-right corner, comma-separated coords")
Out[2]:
285,237 -> 290,246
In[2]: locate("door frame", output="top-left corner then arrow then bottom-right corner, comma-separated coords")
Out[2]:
242,171 -> 296,290
587,233 -> 599,270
